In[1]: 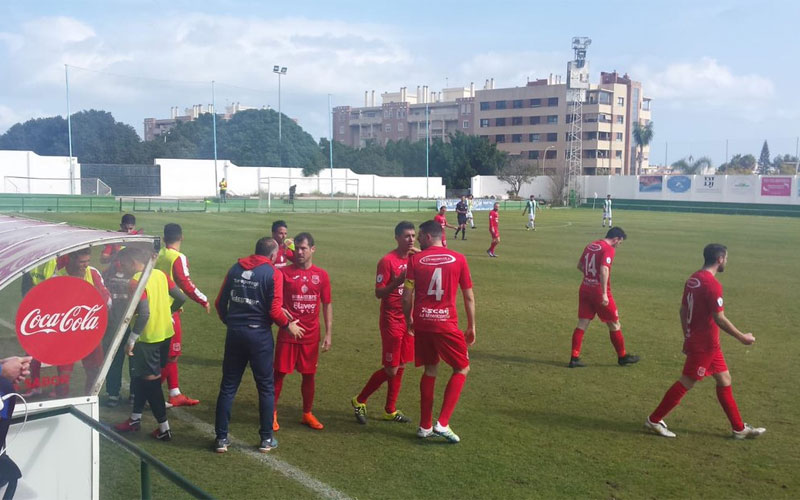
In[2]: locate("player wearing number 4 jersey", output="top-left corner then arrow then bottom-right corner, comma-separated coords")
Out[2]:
646,244 -> 765,439
403,220 -> 475,444
569,227 -> 639,368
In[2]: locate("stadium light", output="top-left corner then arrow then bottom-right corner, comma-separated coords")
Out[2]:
273,65 -> 288,174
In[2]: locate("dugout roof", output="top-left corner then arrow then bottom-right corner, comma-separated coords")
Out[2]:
0,214 -> 156,292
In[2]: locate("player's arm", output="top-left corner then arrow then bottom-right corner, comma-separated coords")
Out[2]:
679,304 -> 689,338
214,269 -> 233,324
462,287 -> 476,345
375,261 -> 405,299
577,255 -> 585,272
402,279 -> 415,335
167,276 -> 187,314
713,311 -> 755,345
126,292 -> 150,356
100,244 -> 114,264
173,256 -> 210,312
599,265 -> 610,305
270,271 -> 303,338
321,302 -> 333,351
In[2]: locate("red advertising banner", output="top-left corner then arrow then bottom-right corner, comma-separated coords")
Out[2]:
16,276 -> 108,365
760,177 -> 792,197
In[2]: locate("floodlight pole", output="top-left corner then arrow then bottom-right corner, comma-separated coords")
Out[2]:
65,64 -> 75,195
425,99 -> 429,198
212,81 -> 219,197
273,65 -> 288,185
329,94 -> 334,198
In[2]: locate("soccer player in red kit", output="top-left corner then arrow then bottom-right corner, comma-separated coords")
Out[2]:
646,244 -> 765,439
403,220 -> 476,443
101,213 -> 139,265
569,227 -> 639,368
271,220 -> 296,269
487,202 -> 500,257
273,232 -> 332,431
351,221 -> 417,424
434,206 -> 455,248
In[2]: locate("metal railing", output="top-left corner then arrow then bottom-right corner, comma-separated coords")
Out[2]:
10,406 -> 213,499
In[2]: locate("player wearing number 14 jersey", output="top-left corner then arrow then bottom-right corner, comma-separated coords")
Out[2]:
569,227 -> 639,368
403,220 -> 475,443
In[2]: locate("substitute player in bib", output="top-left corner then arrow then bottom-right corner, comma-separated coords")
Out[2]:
271,220 -> 296,269
454,196 -> 468,240
523,195 -> 537,231
403,220 -> 476,443
351,221 -> 417,425
569,227 -> 639,368
602,195 -> 612,228
487,202 -> 500,257
645,244 -> 765,439
434,205 -> 455,248
155,223 -> 209,407
273,232 -> 332,431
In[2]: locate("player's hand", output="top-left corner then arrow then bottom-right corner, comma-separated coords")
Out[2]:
601,294 -> 609,307
1,356 -> 32,383
203,303 -> 211,314
740,333 -> 755,345
287,320 -> 305,340
465,326 -> 476,346
322,335 -> 332,352
409,246 -> 421,254
407,324 -> 415,337
126,342 -> 135,357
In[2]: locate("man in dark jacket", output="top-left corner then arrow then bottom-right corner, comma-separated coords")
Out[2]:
213,237 -> 303,453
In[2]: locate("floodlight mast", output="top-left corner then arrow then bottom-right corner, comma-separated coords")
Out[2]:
565,36 -> 591,206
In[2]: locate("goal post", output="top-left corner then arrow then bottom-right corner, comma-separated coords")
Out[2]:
3,176 -> 93,195
256,172 -> 360,212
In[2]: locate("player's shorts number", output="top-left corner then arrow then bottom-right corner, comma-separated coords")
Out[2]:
584,253 -> 597,277
427,267 -> 444,301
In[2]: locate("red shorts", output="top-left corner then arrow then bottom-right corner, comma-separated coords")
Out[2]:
682,350 -> 728,381
274,341 -> 319,374
490,230 -> 499,239
578,289 -> 619,322
381,321 -> 414,367
414,330 -> 469,370
168,312 -> 182,358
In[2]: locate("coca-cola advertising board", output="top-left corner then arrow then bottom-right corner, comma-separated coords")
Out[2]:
16,276 -> 108,365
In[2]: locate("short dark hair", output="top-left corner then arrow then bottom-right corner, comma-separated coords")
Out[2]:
605,226 -> 626,240
294,232 -> 315,247
703,243 -> 727,266
419,220 -> 442,239
271,220 -> 288,233
163,223 -> 182,244
255,237 -> 278,257
70,248 -> 92,259
394,221 -> 415,236
121,213 -> 136,225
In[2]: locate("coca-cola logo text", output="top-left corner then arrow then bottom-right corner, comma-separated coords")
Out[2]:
16,276 -> 108,366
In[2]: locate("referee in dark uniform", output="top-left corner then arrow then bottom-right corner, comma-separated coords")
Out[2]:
455,195 -> 469,240
214,237 -> 304,453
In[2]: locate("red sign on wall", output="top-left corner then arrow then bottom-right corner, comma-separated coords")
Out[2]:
16,276 -> 108,365
760,177 -> 792,197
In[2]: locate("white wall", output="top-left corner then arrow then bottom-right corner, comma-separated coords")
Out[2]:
0,150 -> 80,194
471,175 -> 557,199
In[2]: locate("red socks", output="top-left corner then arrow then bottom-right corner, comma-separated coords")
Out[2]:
649,381 -> 688,423
489,242 -> 497,254
357,369 -> 389,404
301,374 -> 315,413
419,374 -> 436,429
716,385 -> 744,432
609,330 -> 626,357
385,367 -> 404,414
438,373 -> 466,427
160,361 -> 179,390
571,328 -> 585,358
273,371 -> 285,405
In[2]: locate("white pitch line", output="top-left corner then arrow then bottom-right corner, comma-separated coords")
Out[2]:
170,407 -> 353,500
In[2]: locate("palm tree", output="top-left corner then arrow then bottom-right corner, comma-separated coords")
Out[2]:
671,156 -> 713,174
631,121 -> 654,175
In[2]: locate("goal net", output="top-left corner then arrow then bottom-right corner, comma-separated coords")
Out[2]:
256,173 -> 360,212
2,176 -> 110,195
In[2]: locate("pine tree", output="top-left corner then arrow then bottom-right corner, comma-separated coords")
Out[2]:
757,140 -> 771,175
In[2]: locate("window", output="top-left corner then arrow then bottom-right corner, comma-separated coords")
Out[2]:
480,102 -> 490,111
598,132 -> 611,141
397,122 -> 404,132
512,134 -> 522,143
384,123 -> 392,132
545,149 -> 557,159
530,98 -> 541,107
616,115 -> 624,124
529,133 -> 540,142
547,115 -> 558,124
529,116 -> 541,125
546,133 -> 557,142
512,116 -> 523,126
615,150 -> 622,158
463,120 -> 470,129
616,132 -> 623,141
338,125 -> 344,135
384,109 -> 393,118
617,97 -> 624,106
480,119 -> 490,128
548,97 -> 559,106
513,99 -> 523,109
598,92 -> 611,105
480,135 -> 489,140
495,117 -> 506,126
642,100 -> 651,111
495,134 -> 506,143
496,100 -> 507,109
528,151 -> 540,159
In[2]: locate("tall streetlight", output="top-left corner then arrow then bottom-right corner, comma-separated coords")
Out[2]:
540,145 -> 556,173
273,65 -> 288,182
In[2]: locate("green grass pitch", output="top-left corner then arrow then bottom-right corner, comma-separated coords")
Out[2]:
34,208 -> 800,499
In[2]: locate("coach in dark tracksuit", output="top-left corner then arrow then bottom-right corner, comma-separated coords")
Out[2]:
214,237 -> 304,454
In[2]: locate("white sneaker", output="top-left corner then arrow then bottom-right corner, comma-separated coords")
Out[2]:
433,421 -> 460,443
733,423 -> 766,440
417,426 -> 434,438
645,418 -> 676,438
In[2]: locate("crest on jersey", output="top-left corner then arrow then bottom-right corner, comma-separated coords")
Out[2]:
376,274 -> 384,284
242,270 -> 253,280
419,254 -> 456,266
301,284 -> 308,293
717,297 -> 724,307
588,243 -> 602,252
605,257 -> 612,264
311,275 -> 320,285
686,277 -> 702,289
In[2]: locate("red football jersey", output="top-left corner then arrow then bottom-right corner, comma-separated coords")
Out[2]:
278,264 -> 331,345
434,214 -> 448,242
274,246 -> 295,268
489,210 -> 499,234
407,246 -> 472,334
579,239 -> 615,294
682,270 -> 724,354
376,250 -> 408,325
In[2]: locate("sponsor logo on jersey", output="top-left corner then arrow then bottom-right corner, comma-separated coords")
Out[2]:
419,254 -> 456,266
686,277 -> 702,289
717,297 -> 724,307
587,243 -> 602,252
242,270 -> 253,280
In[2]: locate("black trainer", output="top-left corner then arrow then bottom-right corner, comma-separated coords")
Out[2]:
568,357 -> 586,368
215,437 -> 231,453
258,436 -> 278,453
151,428 -> 172,441
618,354 -> 640,366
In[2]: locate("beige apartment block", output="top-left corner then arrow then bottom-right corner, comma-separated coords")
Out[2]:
333,72 -> 651,175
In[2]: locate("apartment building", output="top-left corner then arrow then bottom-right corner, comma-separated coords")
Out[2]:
333,72 -> 651,175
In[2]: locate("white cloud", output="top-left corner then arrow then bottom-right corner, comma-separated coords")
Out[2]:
458,50 -> 566,89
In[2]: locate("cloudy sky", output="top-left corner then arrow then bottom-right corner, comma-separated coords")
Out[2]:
1,0 -> 798,164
